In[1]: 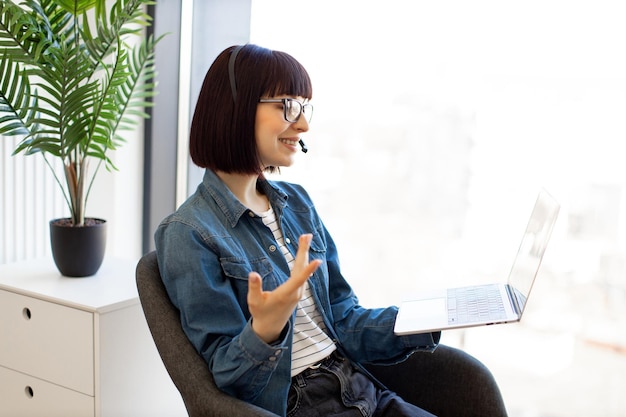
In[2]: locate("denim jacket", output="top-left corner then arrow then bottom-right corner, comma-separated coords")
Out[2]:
155,169 -> 440,416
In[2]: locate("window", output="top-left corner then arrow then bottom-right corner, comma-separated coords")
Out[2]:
251,1 -> 626,416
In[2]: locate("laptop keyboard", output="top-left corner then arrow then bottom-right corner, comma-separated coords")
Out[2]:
447,284 -> 507,325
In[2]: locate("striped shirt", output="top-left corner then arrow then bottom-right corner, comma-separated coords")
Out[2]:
257,207 -> 336,376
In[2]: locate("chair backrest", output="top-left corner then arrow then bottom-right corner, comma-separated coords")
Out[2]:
135,251 -> 278,417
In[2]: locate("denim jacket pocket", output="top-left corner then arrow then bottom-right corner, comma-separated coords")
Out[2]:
308,232 -> 327,258
221,257 -> 275,286
221,258 -> 275,313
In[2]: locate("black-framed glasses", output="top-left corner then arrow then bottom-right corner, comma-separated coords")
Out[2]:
259,98 -> 313,124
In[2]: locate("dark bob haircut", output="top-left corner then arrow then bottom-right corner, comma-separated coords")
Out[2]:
189,44 -> 313,174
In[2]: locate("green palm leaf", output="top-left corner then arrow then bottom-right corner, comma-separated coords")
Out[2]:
0,1 -> 49,62
0,0 -> 162,225
0,54 -> 37,136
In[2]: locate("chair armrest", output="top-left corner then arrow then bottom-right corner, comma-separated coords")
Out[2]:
364,344 -> 508,417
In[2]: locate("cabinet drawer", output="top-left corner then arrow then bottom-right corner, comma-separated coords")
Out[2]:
0,290 -> 94,395
0,365 -> 94,417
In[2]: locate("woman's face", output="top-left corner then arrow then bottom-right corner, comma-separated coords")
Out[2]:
255,95 -> 310,170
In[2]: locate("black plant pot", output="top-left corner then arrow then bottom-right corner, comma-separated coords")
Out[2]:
49,218 -> 107,277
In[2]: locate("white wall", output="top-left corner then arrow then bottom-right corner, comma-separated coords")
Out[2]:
0,127 -> 143,265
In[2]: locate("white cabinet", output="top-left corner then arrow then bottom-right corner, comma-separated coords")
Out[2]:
0,258 -> 186,417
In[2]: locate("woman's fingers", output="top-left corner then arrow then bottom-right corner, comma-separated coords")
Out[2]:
287,234 -> 321,288
293,234 -> 312,268
247,271 -> 264,305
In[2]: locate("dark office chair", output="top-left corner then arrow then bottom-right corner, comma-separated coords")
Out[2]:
136,251 -> 508,417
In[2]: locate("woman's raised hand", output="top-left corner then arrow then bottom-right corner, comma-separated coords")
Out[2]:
247,234 -> 322,343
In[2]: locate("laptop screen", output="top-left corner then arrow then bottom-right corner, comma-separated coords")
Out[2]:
507,190 -> 560,314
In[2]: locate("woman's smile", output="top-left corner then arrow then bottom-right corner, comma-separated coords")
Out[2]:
279,137 -> 299,148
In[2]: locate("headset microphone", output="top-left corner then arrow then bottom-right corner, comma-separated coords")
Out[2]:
298,139 -> 308,153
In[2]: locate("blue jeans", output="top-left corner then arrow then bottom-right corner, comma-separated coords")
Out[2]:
287,352 -> 437,417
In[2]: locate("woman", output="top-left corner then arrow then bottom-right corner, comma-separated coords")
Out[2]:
155,44 -> 501,417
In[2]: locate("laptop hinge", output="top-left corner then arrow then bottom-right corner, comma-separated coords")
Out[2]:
505,284 -> 522,317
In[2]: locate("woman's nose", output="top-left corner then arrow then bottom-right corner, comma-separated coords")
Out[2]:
293,115 -> 309,132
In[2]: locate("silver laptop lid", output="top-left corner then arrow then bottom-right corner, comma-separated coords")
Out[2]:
507,189 -> 560,314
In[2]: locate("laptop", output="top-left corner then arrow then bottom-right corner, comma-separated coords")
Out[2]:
394,189 -> 560,335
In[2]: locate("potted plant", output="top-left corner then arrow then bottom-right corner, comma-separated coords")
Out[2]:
0,0 -> 161,276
